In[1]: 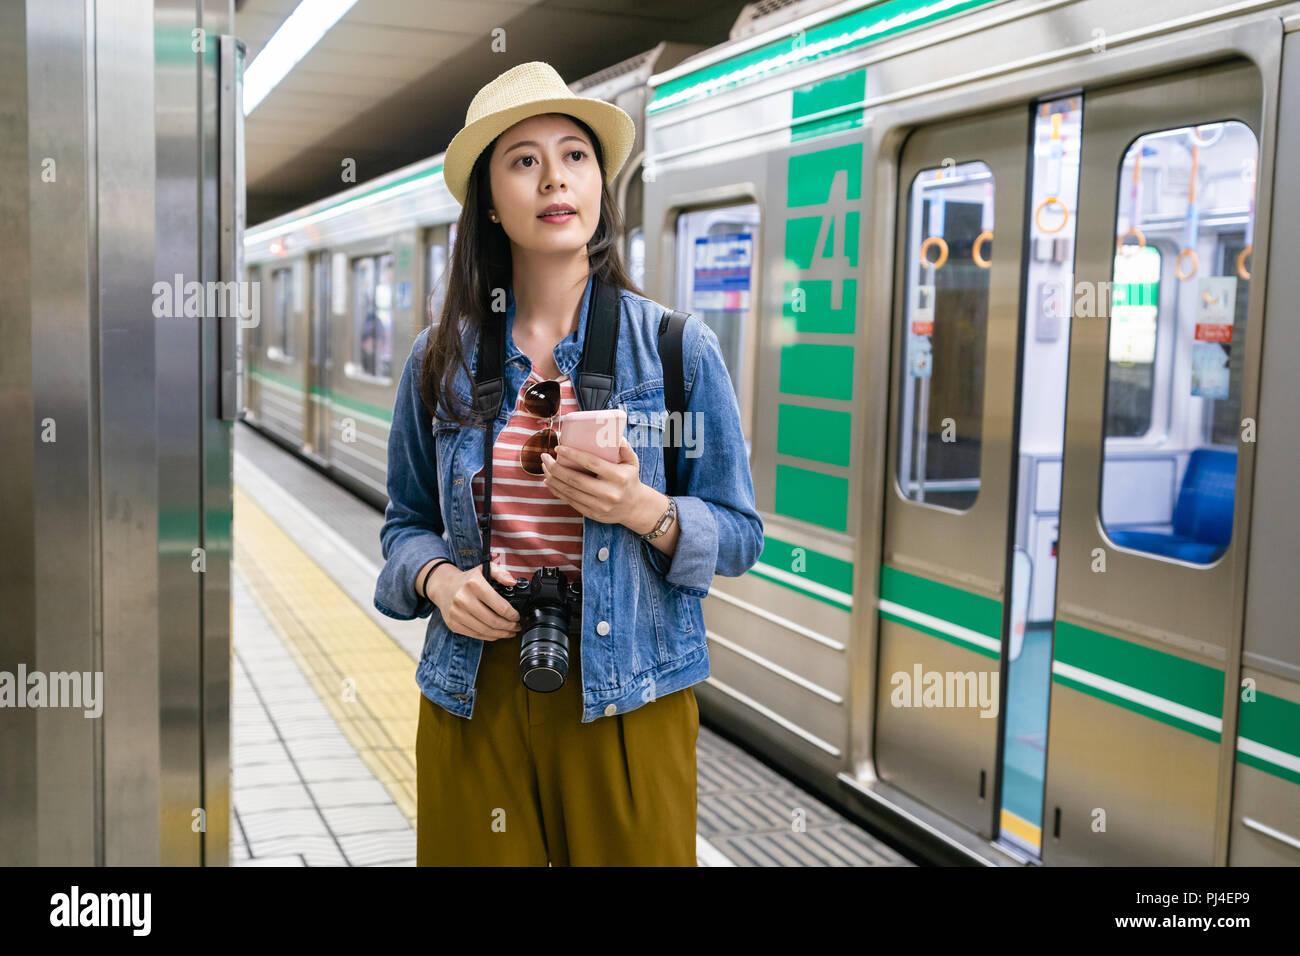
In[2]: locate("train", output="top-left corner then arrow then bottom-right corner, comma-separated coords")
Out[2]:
242,0 -> 1300,866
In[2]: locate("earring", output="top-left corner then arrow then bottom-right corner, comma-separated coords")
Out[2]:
489,211 -> 499,222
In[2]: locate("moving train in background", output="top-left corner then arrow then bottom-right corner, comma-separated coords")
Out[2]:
242,0 -> 1300,866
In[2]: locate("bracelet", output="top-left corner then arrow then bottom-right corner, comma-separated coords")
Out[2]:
641,497 -> 677,540
418,558 -> 454,601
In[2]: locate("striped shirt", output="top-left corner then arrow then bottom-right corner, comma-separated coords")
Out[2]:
471,369 -> 583,584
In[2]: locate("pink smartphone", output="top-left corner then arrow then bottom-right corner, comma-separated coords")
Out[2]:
558,409 -> 626,470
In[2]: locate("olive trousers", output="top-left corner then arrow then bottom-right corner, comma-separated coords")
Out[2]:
416,628 -> 699,866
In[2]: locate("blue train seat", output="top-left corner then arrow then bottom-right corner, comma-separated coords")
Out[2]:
1109,448 -> 1236,563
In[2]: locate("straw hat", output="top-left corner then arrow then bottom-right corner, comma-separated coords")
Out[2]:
443,61 -> 636,207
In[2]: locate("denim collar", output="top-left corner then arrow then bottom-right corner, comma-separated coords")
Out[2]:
465,272 -> 595,390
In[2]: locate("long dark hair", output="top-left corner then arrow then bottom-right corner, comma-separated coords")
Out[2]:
419,113 -> 642,427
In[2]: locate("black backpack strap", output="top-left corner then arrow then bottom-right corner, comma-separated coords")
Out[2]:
658,308 -> 690,498
471,297 -> 509,574
576,274 -> 619,411
472,304 -> 506,423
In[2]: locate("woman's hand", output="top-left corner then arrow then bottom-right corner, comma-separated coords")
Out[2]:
540,434 -> 650,529
426,556 -> 523,642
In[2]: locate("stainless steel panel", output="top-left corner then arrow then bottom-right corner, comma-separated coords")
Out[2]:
155,0 -> 204,867
97,0 -> 162,867
200,1 -> 234,869
219,36 -> 245,423
0,0 -> 40,866
28,0 -> 101,868
2,0 -> 166,865
155,0 -> 235,866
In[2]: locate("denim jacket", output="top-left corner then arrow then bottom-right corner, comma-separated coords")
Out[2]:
373,273 -> 764,722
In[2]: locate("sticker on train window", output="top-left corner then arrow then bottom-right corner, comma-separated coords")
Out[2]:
691,232 -> 753,313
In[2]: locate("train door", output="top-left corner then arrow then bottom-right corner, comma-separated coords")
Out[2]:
306,250 -> 333,461
1044,61 -> 1264,865
876,107 -> 1026,838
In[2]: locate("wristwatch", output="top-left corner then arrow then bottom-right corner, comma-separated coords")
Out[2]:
641,497 -> 677,540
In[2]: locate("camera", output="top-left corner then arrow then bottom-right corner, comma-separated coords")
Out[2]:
491,566 -> 583,692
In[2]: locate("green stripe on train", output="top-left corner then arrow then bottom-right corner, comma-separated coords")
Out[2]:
1238,689 -> 1300,758
248,364 -> 395,424
1236,689 -> 1300,784
874,572 -> 1299,781
247,164 -> 445,242
1054,620 -> 1223,719
1050,670 -> 1222,745
648,0 -> 1001,114
747,534 -> 854,609
878,565 -> 1002,660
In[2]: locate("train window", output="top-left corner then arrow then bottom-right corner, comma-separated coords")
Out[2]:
349,252 -> 394,381
1100,121 -> 1258,565
269,266 -> 293,360
674,202 -> 760,457
896,161 -> 994,511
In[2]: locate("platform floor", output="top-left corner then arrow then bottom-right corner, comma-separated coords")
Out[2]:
230,421 -> 911,867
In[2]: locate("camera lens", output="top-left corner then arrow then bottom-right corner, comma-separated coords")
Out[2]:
518,607 -> 569,692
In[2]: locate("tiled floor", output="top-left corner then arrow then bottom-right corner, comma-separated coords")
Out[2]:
231,566 -> 416,866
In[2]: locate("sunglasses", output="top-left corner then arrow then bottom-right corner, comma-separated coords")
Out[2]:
518,378 -> 562,476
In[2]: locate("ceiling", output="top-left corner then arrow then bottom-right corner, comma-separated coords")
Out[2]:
237,0 -> 750,225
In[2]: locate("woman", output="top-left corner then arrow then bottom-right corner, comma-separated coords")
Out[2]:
372,62 -> 763,866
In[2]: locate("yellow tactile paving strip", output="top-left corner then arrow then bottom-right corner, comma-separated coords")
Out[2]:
234,484 -> 419,825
